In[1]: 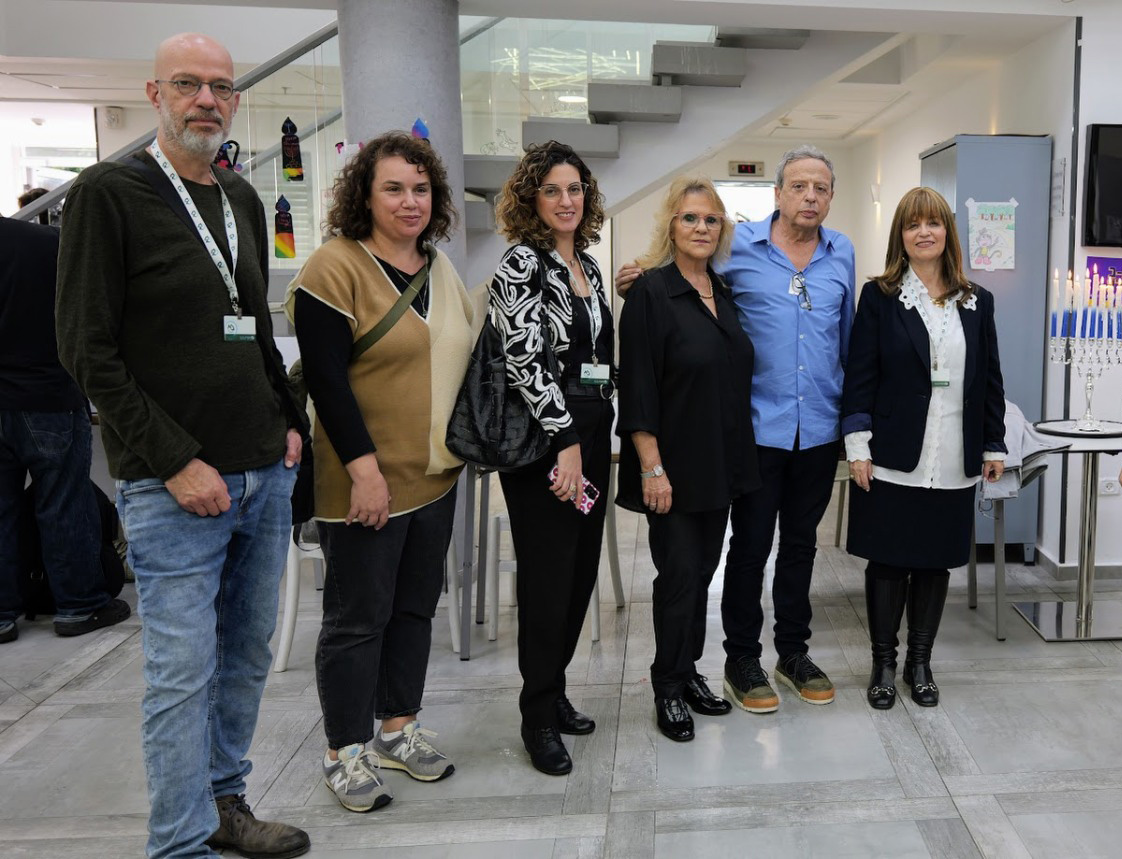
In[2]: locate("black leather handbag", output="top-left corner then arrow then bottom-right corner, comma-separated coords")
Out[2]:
446,317 -> 561,471
446,256 -> 560,471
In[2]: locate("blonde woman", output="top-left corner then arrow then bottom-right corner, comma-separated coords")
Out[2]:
616,176 -> 760,741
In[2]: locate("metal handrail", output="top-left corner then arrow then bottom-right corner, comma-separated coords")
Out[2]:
12,16 -> 505,224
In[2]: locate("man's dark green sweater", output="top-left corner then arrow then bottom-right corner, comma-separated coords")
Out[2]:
56,152 -> 305,481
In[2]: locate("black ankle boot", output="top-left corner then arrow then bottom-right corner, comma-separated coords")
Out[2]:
865,567 -> 908,710
903,573 -> 949,707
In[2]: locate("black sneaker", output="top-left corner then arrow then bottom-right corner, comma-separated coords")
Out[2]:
774,652 -> 835,705
723,656 -> 779,713
0,621 -> 17,643
54,598 -> 131,637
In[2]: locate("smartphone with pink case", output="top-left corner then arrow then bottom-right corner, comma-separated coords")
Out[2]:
547,465 -> 600,514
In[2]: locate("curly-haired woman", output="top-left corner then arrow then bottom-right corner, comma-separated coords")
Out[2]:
285,131 -> 474,811
490,140 -> 614,775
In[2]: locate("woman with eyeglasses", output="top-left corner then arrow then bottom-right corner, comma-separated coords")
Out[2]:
843,187 -> 1006,711
489,140 -> 614,775
616,176 -> 760,741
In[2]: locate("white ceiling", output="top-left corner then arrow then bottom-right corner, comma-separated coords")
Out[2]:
0,0 -> 1080,151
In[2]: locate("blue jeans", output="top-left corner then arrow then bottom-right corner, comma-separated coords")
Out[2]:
0,408 -> 106,624
118,458 -> 297,859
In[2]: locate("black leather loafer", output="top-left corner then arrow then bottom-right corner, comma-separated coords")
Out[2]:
683,675 -> 732,716
521,725 -> 573,775
555,695 -> 595,735
655,696 -> 695,742
902,662 -> 939,707
866,663 -> 898,710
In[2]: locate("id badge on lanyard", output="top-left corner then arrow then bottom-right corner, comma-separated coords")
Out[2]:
150,138 -> 254,341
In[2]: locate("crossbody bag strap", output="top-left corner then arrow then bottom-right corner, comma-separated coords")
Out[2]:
351,248 -> 434,361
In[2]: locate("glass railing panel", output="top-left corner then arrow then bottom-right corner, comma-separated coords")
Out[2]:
462,19 -> 714,155
231,34 -> 342,275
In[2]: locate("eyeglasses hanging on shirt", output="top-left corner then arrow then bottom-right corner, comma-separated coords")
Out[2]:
790,271 -> 812,311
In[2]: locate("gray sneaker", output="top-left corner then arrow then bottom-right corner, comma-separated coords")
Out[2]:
323,744 -> 393,813
373,721 -> 455,782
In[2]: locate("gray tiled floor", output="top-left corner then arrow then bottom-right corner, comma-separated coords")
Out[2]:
3,478 -> 1122,857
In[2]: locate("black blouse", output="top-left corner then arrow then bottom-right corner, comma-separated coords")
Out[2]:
615,263 -> 760,514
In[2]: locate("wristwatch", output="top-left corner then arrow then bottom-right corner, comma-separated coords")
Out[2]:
640,464 -> 665,479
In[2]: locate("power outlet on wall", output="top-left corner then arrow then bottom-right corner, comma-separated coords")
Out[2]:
1100,478 -> 1121,497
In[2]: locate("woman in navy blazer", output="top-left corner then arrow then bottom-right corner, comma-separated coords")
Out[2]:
842,187 -> 1006,711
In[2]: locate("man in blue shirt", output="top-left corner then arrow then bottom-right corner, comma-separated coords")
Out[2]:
717,146 -> 855,713
616,145 -> 855,716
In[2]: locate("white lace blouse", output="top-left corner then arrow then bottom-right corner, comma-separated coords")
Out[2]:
844,268 -> 1001,489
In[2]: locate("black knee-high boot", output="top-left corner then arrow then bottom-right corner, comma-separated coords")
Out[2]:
865,565 -> 908,710
902,572 -> 949,707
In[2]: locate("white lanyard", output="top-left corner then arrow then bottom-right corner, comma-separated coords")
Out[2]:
581,290 -> 604,366
910,286 -> 957,371
150,138 -> 242,316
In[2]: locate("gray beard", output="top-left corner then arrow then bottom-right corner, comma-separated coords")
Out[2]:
159,108 -> 227,160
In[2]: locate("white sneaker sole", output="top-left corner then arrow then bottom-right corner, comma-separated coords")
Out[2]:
323,776 -> 393,813
378,756 -> 455,782
723,678 -> 779,714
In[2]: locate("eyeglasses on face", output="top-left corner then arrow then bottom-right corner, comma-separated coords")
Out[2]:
156,78 -> 236,100
791,272 -> 812,310
538,182 -> 589,200
675,212 -> 725,230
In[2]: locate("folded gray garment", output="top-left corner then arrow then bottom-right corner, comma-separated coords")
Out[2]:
981,401 -> 1070,499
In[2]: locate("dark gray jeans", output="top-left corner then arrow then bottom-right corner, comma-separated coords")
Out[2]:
315,487 -> 456,749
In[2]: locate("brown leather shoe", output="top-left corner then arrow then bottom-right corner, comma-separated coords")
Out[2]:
206,794 -> 310,859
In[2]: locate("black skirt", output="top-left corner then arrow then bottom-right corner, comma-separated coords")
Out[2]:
846,478 -> 976,569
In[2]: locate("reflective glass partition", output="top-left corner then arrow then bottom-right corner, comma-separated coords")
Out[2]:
228,33 -> 342,275
461,19 -> 714,155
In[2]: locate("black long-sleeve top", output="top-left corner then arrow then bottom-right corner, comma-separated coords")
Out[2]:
615,262 -> 760,514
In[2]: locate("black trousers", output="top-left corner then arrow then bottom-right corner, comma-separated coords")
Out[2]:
315,487 -> 456,749
499,398 -> 613,728
648,507 -> 730,698
721,440 -> 839,660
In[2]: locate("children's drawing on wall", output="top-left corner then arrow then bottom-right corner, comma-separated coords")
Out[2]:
966,198 -> 1017,272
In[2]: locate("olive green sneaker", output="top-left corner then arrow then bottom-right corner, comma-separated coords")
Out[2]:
723,656 -> 780,713
775,652 -> 835,705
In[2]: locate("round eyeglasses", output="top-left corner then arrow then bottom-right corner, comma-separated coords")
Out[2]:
675,212 -> 725,230
156,78 -> 236,101
538,182 -> 589,200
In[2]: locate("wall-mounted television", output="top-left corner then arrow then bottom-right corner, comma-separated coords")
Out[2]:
1083,124 -> 1122,247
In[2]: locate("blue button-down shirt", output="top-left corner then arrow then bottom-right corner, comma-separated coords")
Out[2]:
718,211 -> 856,450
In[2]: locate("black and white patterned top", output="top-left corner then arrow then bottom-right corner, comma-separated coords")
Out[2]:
488,244 -> 613,442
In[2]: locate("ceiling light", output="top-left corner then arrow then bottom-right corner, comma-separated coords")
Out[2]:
813,114 -> 840,120
558,95 -> 587,104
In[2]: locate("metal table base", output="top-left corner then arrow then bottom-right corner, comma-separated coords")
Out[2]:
1019,426 -> 1122,641
1012,599 -> 1122,641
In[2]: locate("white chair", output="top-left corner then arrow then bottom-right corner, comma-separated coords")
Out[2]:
273,528 -> 323,673
485,458 -> 626,643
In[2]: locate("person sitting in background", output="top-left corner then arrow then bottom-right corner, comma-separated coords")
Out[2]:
842,186 -> 1005,711
616,176 -> 760,742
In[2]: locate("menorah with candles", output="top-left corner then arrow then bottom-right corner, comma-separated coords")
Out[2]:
1048,266 -> 1122,434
